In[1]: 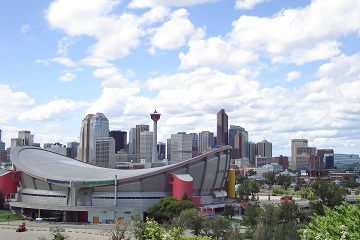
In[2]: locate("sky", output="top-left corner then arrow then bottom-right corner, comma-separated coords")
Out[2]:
1,0 -> 360,157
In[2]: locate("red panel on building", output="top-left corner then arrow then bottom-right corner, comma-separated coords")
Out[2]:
169,174 -> 193,201
0,171 -> 22,198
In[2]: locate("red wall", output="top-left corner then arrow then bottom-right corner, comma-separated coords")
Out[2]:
169,174 -> 193,200
0,171 -> 22,198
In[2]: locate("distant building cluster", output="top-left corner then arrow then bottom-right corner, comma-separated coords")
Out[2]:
0,109 -> 359,180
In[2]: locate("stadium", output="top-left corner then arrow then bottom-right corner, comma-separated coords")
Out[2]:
5,146 -> 234,223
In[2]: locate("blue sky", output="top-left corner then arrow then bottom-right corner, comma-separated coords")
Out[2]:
1,0 -> 360,157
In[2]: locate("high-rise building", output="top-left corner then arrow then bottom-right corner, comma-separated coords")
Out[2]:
296,146 -> 316,170
229,125 -> 248,159
11,138 -> 23,148
140,131 -> 153,162
135,125 -> 149,155
157,142 -> 166,160
216,109 -> 228,146
109,130 -> 127,154
190,133 -> 198,158
273,155 -> 289,170
234,132 -> 247,159
169,132 -> 192,164
291,139 -> 308,169
248,142 -> 256,166
18,130 -> 33,146
67,141 -> 79,159
128,128 -> 136,154
0,129 -> 5,151
95,137 -> 115,168
89,113 -> 110,163
77,114 -> 94,162
256,140 -> 272,158
198,131 -> 214,154
317,149 -> 334,169
150,110 -> 161,163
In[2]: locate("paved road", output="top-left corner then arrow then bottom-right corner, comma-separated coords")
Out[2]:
0,220 -> 111,240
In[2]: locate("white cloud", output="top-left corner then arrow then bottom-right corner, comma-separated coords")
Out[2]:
179,29 -> 258,69
52,57 -> 76,67
285,71 -> 301,82
235,0 -> 269,10
57,36 -> 77,56
59,72 -> 76,82
46,1 -> 174,63
149,9 -> 195,53
20,24 -> 37,41
128,0 -> 220,8
0,84 -> 35,124
18,99 -> 86,121
228,0 -> 360,65
34,59 -> 50,66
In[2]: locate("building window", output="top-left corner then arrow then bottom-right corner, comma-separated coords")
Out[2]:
13,173 -> 19,179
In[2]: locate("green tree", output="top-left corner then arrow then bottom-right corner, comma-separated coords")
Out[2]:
278,200 -> 301,223
264,172 -> 276,188
246,169 -> 257,177
299,202 -> 360,240
49,227 -> 68,240
241,202 -> 262,229
131,213 -> 146,240
105,220 -> 131,240
235,174 -> 248,184
310,179 -> 349,215
146,197 -> 194,223
237,180 -> 260,201
341,178 -> 360,190
223,204 -> 235,218
201,215 -> 231,240
276,174 -> 291,190
143,217 -> 212,240
173,208 -> 203,236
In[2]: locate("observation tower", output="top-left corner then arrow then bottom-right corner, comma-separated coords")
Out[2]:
150,110 -> 161,163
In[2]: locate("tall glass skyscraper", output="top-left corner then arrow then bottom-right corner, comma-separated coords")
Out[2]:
216,109 -> 228,146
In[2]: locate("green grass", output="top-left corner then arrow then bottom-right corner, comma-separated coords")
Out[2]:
0,209 -> 23,222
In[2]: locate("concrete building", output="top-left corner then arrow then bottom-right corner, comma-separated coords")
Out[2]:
140,131 -> 153,163
135,125 -> 149,155
216,109 -> 228,146
273,155 -> 289,171
8,145 -> 232,223
198,131 -> 214,154
11,138 -> 23,149
128,128 -> 136,155
18,130 -> 33,146
77,114 -> 94,162
169,132 -> 192,164
45,143 -> 67,156
291,139 -> 308,169
95,137 -> 115,168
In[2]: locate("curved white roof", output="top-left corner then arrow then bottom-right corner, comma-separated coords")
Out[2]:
10,146 -> 231,183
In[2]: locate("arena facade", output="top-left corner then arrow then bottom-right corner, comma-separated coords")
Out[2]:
7,146 -> 233,223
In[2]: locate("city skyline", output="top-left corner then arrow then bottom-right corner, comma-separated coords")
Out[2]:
1,0 -> 360,156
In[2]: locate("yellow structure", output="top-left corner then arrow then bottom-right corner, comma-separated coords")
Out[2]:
226,169 -> 236,198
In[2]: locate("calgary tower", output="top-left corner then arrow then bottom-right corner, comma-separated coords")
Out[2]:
150,110 -> 161,163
